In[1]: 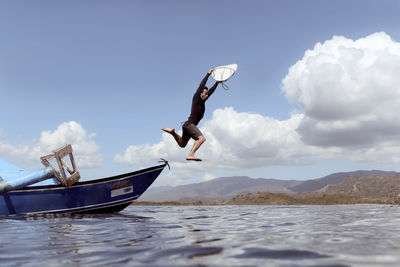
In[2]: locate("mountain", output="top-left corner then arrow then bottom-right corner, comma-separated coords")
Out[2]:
223,192 -> 381,205
288,170 -> 397,193
140,170 -> 398,202
316,173 -> 400,201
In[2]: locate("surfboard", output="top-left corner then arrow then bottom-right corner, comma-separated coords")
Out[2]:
211,64 -> 238,82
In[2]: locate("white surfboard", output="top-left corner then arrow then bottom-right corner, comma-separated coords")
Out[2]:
211,64 -> 238,82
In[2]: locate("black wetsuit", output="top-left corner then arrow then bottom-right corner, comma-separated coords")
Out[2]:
182,72 -> 218,142
188,73 -> 211,125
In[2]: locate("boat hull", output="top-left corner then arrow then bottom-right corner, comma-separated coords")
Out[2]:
0,164 -> 166,216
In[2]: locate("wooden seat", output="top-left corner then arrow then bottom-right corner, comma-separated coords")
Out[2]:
41,144 -> 80,187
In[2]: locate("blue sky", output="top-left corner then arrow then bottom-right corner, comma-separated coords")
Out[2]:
2,1 -> 400,185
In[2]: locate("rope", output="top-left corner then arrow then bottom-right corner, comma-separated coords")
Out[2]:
159,158 -> 170,170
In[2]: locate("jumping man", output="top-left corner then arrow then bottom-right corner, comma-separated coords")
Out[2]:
162,68 -> 220,161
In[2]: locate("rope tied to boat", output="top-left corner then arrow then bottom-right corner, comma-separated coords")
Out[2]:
159,158 -> 170,170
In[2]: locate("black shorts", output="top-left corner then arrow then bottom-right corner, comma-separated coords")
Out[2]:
182,121 -> 203,142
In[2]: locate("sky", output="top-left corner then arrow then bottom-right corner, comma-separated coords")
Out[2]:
2,0 -> 400,186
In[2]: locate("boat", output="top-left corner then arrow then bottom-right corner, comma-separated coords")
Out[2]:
0,144 -> 168,216
1,163 -> 167,216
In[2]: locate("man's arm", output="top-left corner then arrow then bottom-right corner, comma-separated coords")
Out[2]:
207,81 -> 220,98
194,68 -> 214,96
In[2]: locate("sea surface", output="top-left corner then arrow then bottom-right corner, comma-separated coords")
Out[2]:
1,204 -> 400,266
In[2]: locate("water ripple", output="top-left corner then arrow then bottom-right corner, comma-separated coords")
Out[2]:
1,205 -> 400,266
234,247 -> 330,260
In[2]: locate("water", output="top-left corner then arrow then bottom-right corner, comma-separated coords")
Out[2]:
1,204 -> 400,266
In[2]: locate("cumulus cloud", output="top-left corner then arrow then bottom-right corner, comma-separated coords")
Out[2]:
114,107 -> 323,171
282,32 -> 400,148
0,121 -> 103,168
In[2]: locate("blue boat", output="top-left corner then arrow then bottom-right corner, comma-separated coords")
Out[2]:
0,145 -> 168,216
0,162 -> 167,216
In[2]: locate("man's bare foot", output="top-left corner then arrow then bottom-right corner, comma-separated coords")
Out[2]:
186,156 -> 202,161
162,127 -> 175,134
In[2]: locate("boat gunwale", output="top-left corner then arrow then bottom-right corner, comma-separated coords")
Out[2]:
4,163 -> 166,193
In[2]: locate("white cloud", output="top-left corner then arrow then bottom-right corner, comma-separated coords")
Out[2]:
200,107 -> 314,168
0,142 -> 29,159
0,121 -> 103,168
113,107 -> 323,174
202,173 -> 216,182
282,32 -> 400,148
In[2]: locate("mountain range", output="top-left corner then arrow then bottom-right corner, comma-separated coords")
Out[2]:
139,170 -> 398,202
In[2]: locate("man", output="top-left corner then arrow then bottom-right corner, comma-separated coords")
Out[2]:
162,68 -> 220,161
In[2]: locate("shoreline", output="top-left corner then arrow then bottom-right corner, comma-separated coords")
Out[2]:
133,192 -> 396,206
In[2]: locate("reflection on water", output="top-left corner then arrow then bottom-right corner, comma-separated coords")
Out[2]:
1,205 -> 400,266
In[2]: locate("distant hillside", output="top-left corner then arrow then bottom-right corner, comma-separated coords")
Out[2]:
289,170 -> 397,193
316,174 -> 400,202
140,170 -> 397,202
223,192 -> 383,205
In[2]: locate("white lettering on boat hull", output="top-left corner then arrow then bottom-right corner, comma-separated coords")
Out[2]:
111,180 -> 133,198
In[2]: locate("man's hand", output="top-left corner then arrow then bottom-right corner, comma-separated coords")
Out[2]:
208,68 -> 214,74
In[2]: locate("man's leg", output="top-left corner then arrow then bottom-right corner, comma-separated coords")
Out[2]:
186,135 -> 206,161
162,127 -> 188,148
